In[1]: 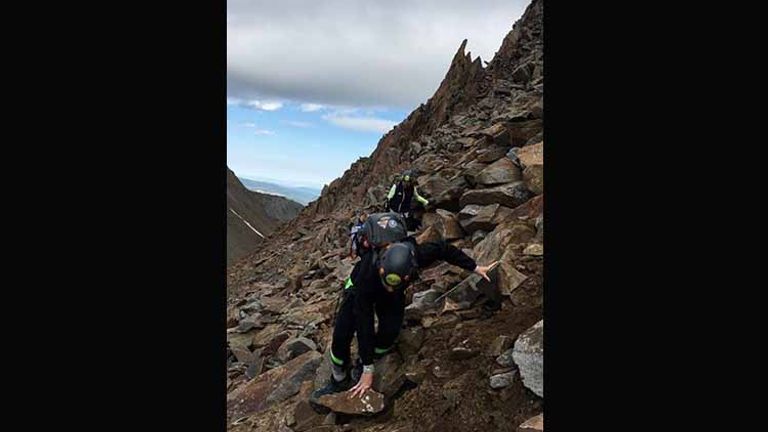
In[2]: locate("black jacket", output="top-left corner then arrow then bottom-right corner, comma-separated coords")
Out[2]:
348,237 -> 477,365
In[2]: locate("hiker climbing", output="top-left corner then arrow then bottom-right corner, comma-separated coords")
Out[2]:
310,212 -> 497,412
348,212 -> 368,259
386,169 -> 429,230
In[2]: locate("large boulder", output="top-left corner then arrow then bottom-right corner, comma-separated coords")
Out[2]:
523,165 -> 543,195
276,337 -> 317,363
476,158 -> 522,186
227,350 -> 322,422
518,142 -> 543,195
462,160 -> 489,187
512,320 -> 543,397
415,225 -> 442,244
498,247 -> 529,296
459,203 -> 514,234
460,182 -> 534,209
372,352 -> 407,398
404,288 -> 442,321
477,123 -> 511,147
418,173 -> 468,212
422,210 -> 465,241
473,222 -> 536,263
397,326 -> 425,358
517,141 -> 543,167
476,145 -> 511,163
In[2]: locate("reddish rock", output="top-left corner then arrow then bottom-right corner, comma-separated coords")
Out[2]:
227,350 -> 322,422
523,165 -> 543,195
459,203 -> 514,234
476,158 -> 522,186
517,141 -> 543,167
317,389 -> 385,415
459,182 -> 533,209
518,413 -> 543,431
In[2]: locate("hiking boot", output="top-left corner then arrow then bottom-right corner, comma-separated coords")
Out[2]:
350,358 -> 364,383
309,375 -> 352,414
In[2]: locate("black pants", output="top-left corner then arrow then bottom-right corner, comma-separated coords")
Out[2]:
330,288 -> 405,367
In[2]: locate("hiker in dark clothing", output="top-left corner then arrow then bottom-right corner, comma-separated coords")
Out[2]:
348,212 -> 368,259
387,170 -> 428,231
310,235 -> 497,408
386,170 -> 429,214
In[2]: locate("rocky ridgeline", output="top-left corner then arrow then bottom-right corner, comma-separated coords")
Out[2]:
226,1 -> 544,430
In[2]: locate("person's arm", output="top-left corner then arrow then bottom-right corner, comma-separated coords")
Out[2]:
386,184 -> 397,200
418,240 -> 498,282
413,186 -> 429,206
418,239 -> 476,271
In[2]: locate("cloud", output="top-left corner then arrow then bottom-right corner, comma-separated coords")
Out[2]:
245,100 -> 283,111
240,122 -> 276,135
322,113 -> 396,133
300,103 -> 325,112
227,0 -> 528,109
226,97 -> 284,111
283,120 -> 314,128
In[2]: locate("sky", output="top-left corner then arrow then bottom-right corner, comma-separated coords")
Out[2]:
227,0 -> 529,189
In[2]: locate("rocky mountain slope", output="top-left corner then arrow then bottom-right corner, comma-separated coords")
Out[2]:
226,0 -> 544,430
228,167 -> 303,266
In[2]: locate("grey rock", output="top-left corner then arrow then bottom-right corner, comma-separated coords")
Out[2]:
512,320 -> 543,397
459,182 -> 534,209
489,371 -> 517,389
277,337 -> 318,363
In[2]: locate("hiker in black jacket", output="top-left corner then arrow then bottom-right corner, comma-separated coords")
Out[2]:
387,170 -> 429,231
310,236 -> 497,409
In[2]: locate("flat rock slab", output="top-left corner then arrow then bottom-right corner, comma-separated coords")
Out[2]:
227,350 -> 322,422
316,389 -> 385,415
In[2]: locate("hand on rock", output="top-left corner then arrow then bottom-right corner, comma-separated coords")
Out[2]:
474,260 -> 499,282
348,371 -> 374,399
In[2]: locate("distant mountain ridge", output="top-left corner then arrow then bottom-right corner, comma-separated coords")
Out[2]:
227,168 -> 303,266
238,177 -> 321,205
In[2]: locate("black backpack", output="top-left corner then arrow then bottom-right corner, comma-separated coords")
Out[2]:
359,212 -> 408,250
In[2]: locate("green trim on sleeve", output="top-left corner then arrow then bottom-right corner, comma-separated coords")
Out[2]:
387,183 -> 397,199
414,187 -> 429,206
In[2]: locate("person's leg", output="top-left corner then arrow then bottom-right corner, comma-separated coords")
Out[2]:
373,292 -> 406,358
329,289 -> 357,378
310,288 -> 357,412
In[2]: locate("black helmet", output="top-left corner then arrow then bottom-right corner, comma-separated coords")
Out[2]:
401,169 -> 416,183
377,242 -> 416,290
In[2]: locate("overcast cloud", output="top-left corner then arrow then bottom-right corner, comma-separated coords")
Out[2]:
227,0 -> 528,110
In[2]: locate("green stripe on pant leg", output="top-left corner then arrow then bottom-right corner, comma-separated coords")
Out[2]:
374,346 -> 392,355
330,350 -> 345,366
344,277 -> 354,290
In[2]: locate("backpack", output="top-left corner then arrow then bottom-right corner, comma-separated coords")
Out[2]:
359,212 -> 408,250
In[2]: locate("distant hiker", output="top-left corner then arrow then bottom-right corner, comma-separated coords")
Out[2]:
348,212 -> 368,259
386,169 -> 428,230
310,212 -> 497,410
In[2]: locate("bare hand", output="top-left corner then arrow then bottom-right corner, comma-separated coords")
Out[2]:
474,260 -> 499,282
348,371 -> 374,399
